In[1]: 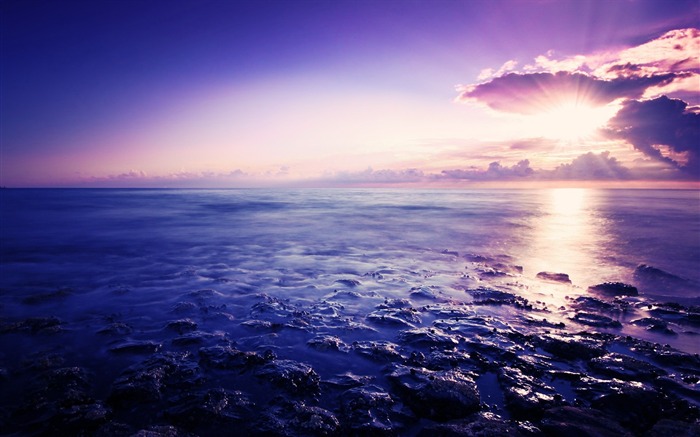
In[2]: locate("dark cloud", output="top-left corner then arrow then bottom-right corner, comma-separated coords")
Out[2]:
605,96 -> 700,176
546,151 -> 631,180
459,71 -> 678,114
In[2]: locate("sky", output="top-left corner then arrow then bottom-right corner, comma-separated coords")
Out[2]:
1,0 -> 699,188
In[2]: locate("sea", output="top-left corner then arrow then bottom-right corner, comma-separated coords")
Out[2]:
0,188 -> 699,432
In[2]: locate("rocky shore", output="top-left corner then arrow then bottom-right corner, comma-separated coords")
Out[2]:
1,255 -> 699,436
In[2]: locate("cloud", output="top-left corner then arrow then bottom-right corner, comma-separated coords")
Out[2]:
604,96 -> 700,176
438,160 -> 534,181
546,151 -> 631,180
321,167 -> 425,185
457,71 -> 677,114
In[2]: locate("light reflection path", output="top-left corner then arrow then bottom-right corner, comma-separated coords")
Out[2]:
524,188 -> 614,288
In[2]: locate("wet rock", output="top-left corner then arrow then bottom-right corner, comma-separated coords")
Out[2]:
634,264 -> 692,292
130,425 -> 196,437
590,389 -> 697,434
322,372 -> 373,390
171,331 -> 212,346
377,298 -> 413,309
397,327 -> 460,349
571,312 -> 622,328
649,302 -> 700,328
466,288 -> 518,305
109,352 -> 202,406
254,359 -> 321,396
410,286 -> 441,300
645,419 -> 700,437
540,406 -> 630,436
588,282 -> 638,297
198,345 -> 274,370
22,352 -> 66,370
165,319 -> 198,334
589,352 -> 666,381
352,340 -> 403,363
249,295 -> 314,328
631,317 -> 676,334
367,308 -> 421,327
109,340 -> 162,355
417,412 -> 536,436
536,272 -> 571,283
339,385 -> 398,433
335,278 -> 361,287
21,287 -> 73,305
536,333 -> 607,360
164,388 -> 254,432
387,365 -> 480,421
97,322 -> 133,336
288,402 -> 341,435
307,335 -> 349,352
570,296 -> 615,312
171,301 -> 198,314
0,316 -> 63,334
498,366 -> 565,420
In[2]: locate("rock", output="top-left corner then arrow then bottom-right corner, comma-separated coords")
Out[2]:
339,385 -> 397,433
631,317 -> 676,334
198,345 -> 274,370
130,425 -> 196,436
498,366 -> 565,420
466,288 -> 518,306
109,340 -> 162,355
254,359 -> 321,396
109,352 -> 202,406
537,333 -> 607,360
417,413 -> 537,436
164,319 -> 198,334
352,340 -> 403,363
536,272 -> 571,283
164,388 -> 254,432
588,282 -> 638,297
97,323 -> 133,336
0,316 -> 63,334
334,279 -> 361,287
387,365 -> 480,421
540,406 -> 630,436
398,327 -> 460,349
645,419 -> 700,437
571,312 -> 622,328
307,335 -> 349,352
367,308 -> 421,327
589,352 -> 667,381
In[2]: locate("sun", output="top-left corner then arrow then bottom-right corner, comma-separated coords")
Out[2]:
524,101 -> 620,142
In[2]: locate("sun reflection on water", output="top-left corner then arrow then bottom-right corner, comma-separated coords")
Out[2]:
526,188 -> 605,287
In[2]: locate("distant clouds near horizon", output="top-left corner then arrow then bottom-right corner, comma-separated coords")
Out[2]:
1,0 -> 698,187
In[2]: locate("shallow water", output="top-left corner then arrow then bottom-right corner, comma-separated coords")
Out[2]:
1,188 -> 698,434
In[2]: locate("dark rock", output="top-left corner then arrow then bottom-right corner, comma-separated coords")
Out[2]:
0,316 -> 63,334
335,278 -> 361,287
589,352 -> 666,381
130,425 -> 197,436
634,264 -> 692,293
339,385 -> 397,434
536,272 -> 571,283
198,345 -> 274,370
590,390 -> 674,434
164,319 -> 198,334
571,312 -> 622,328
417,413 -> 537,436
588,282 -> 638,297
631,317 -> 676,334
540,406 -> 630,436
498,366 -> 565,420
376,298 -> 413,309
387,364 -> 480,421
537,333 -> 607,360
307,335 -> 349,352
21,287 -> 73,305
109,340 -> 162,355
398,327 -> 460,349
352,340 -> 403,363
367,308 -> 421,327
164,388 -> 254,432
109,352 -> 202,406
254,359 -> 321,396
570,296 -> 615,312
645,419 -> 700,437
97,323 -> 133,336
288,403 -> 340,435
466,288 -> 518,305
410,286 -> 440,300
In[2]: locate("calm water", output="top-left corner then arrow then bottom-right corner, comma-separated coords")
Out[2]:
1,188 -> 699,357
2,188 -> 698,300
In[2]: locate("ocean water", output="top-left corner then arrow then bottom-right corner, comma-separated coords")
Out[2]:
0,188 -> 699,432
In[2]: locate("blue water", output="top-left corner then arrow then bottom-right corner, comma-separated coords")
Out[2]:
1,188 -> 699,433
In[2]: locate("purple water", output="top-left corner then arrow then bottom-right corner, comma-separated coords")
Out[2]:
0,188 -> 698,433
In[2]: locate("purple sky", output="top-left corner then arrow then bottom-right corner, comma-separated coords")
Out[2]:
1,0 -> 698,187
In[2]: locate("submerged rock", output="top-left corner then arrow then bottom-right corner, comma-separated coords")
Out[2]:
108,340 -> 162,355
536,272 -> 571,283
307,335 -> 349,352
571,312 -> 622,328
0,316 -> 64,334
164,319 -> 198,334
387,365 -> 480,421
352,340 -> 403,363
164,388 -> 254,431
254,359 -> 321,396
198,345 -> 273,370
588,282 -> 638,297
540,406 -> 630,436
